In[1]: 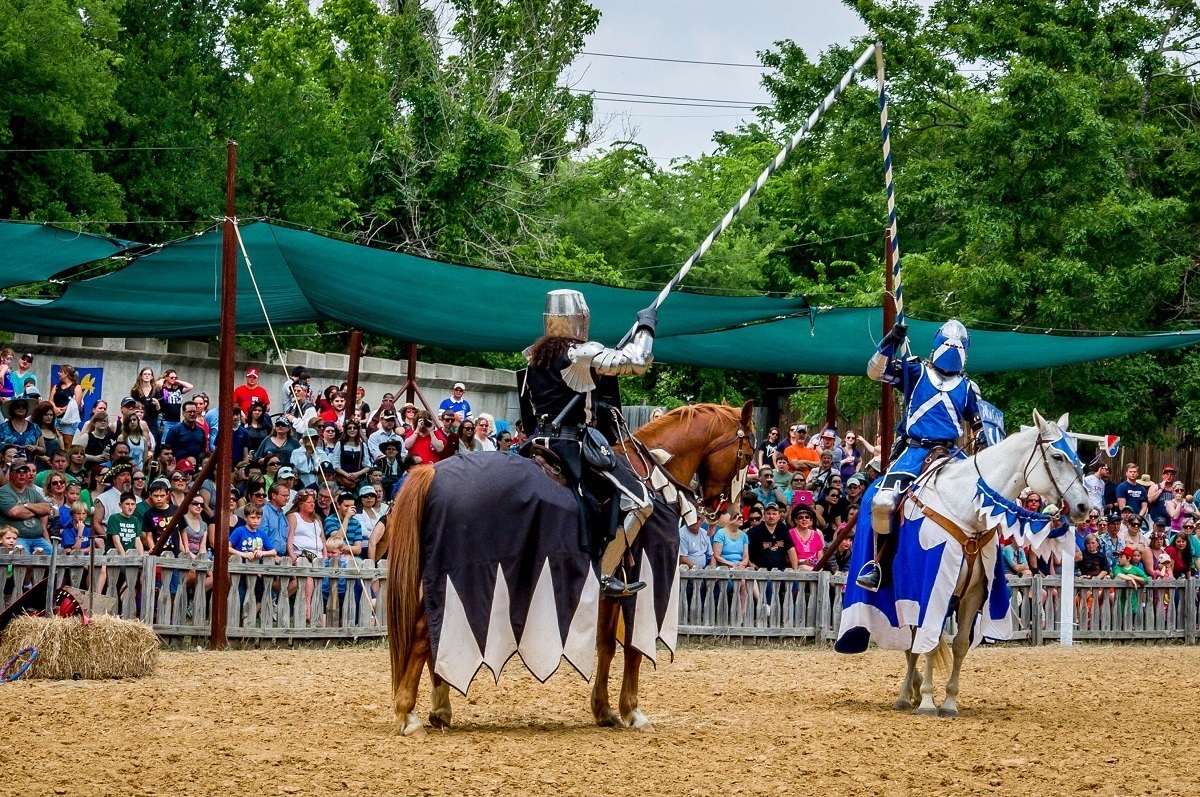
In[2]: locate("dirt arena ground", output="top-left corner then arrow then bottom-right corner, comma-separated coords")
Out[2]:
2,643 -> 1195,796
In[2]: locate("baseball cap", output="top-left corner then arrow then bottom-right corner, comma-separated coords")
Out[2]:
121,396 -> 137,408
453,382 -> 466,391
303,427 -> 319,438
866,457 -> 882,471
277,466 -> 296,479
1153,518 -> 1167,526
274,417 -> 290,427
8,457 -> 33,473
846,473 -> 869,488
19,353 -> 33,363
380,409 -> 397,420
1106,512 -> 1121,523
147,478 -> 171,492
821,428 -> 836,439
763,501 -> 781,510
177,460 -> 196,474
1119,546 -> 1136,558
245,367 -> 260,378
358,485 -> 378,497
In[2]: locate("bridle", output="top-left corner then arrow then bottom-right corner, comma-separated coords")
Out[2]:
973,429 -> 1084,516
695,419 -> 755,520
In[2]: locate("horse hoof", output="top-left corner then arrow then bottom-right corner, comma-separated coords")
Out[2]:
595,710 -> 627,728
429,711 -> 452,730
938,707 -> 959,719
916,706 -> 939,717
892,700 -> 913,711
625,710 -> 654,731
400,713 -> 427,738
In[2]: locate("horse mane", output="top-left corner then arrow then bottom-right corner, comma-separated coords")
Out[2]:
637,403 -> 739,437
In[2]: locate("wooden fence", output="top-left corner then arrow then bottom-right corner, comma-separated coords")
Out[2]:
0,552 -> 388,640
3,554 -> 1197,644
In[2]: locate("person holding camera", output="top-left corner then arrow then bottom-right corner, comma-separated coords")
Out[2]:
403,410 -> 446,465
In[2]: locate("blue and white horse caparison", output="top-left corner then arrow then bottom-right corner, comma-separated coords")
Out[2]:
836,410 -> 1091,716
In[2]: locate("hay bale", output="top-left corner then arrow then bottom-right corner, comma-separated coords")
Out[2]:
0,615 -> 159,680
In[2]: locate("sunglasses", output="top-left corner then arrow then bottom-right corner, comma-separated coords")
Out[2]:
251,492 -> 265,498
171,476 -> 187,482
191,500 -> 204,507
749,515 -> 762,521
133,476 -> 146,481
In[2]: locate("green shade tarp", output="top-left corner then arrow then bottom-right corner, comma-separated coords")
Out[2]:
655,308 -> 1200,374
0,221 -> 130,290
3,220 -> 1199,375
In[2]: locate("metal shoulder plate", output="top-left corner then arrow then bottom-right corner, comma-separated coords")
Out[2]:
562,341 -> 605,392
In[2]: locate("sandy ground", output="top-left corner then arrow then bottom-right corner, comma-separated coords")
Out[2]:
2,643 -> 1196,796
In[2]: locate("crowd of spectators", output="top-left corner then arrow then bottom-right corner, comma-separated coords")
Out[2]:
678,422 -> 877,576
0,360 -> 522,586
4,356 -> 1199,614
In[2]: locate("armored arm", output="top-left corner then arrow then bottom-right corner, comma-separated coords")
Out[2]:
867,322 -> 908,383
967,379 -> 987,450
562,308 -> 657,390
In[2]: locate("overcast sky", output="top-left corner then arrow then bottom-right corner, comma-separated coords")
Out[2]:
569,0 -> 869,162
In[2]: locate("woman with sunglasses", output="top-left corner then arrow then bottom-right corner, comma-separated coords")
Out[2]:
43,473 -> 71,541
1165,481 -> 1188,532
130,367 -> 163,434
182,495 -> 214,596
168,470 -> 190,509
335,421 -> 369,490
287,490 -> 325,621
456,419 -> 479,453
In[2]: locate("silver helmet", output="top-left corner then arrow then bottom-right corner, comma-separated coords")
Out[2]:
543,289 -> 590,339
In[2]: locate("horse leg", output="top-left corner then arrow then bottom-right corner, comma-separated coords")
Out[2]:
591,597 -> 626,727
940,579 -> 985,718
916,646 -> 939,716
618,646 -> 653,731
894,651 -> 919,710
395,614 -> 431,737
429,672 -> 453,730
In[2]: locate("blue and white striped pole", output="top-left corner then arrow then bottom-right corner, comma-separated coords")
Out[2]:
876,43 -> 906,352
619,43 -> 879,344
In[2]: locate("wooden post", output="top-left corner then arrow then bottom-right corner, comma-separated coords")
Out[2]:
824,375 -> 838,431
880,232 -> 896,469
405,342 -> 417,405
211,140 -> 239,650
346,329 -> 363,421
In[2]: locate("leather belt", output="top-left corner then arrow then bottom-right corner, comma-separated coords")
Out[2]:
904,436 -> 955,449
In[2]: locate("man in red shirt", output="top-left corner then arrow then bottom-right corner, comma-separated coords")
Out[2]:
233,368 -> 271,415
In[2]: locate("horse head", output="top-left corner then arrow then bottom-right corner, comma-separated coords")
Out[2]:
632,400 -> 755,519
694,400 -> 756,519
1022,409 -> 1091,523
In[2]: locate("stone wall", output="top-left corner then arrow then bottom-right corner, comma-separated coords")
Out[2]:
7,333 -> 520,421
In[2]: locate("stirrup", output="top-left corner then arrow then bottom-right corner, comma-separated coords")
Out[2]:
600,574 -> 645,597
855,561 -> 882,592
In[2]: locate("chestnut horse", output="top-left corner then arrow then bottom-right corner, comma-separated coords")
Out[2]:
384,401 -> 754,736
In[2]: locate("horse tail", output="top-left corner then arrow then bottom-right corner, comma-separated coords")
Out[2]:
386,464 -> 436,707
931,636 -> 952,677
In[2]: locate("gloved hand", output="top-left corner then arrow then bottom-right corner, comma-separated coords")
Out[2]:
635,306 -> 658,336
881,321 -> 908,348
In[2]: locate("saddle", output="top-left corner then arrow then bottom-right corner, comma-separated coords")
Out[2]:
527,443 -> 568,487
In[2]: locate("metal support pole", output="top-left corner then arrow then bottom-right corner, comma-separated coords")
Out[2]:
211,140 -> 238,650
824,375 -> 839,431
346,329 -> 363,422
880,232 -> 896,469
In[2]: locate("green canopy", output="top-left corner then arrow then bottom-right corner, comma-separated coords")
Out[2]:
3,220 -> 1199,375
656,308 -> 1200,374
0,221 -> 129,290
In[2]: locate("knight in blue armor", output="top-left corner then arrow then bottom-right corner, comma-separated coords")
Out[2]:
855,319 -> 988,591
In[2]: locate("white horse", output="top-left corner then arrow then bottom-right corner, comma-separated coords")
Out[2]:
837,410 -> 1091,717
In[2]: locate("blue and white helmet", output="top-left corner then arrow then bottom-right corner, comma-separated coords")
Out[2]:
930,320 -> 969,374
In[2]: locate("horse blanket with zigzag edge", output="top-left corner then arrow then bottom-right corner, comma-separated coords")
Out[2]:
420,451 -> 680,696
836,478 -> 1071,655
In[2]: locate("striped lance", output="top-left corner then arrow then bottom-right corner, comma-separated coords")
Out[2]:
617,42 -> 880,346
876,42 -> 905,337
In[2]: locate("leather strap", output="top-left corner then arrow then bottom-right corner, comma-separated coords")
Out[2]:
908,489 -> 998,594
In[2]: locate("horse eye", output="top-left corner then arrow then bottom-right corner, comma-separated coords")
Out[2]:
1051,452 -> 1064,461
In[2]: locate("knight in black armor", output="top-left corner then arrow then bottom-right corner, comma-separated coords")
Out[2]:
520,290 -> 658,597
